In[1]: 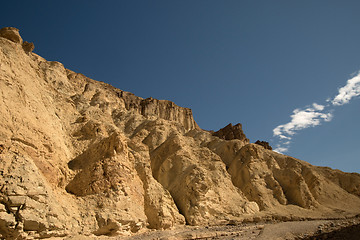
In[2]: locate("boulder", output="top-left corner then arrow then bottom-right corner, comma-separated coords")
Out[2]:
22,41 -> 35,52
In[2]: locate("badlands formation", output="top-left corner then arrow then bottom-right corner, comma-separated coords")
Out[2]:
0,27 -> 360,239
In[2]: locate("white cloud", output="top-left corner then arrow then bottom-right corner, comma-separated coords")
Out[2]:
273,104 -> 333,138
273,146 -> 289,154
332,72 -> 360,106
272,71 -> 360,155
312,103 -> 325,111
278,134 -> 291,140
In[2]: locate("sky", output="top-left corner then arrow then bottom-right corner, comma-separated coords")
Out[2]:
2,0 -> 360,173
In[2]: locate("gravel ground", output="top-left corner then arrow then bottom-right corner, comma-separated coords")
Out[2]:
62,216 -> 360,240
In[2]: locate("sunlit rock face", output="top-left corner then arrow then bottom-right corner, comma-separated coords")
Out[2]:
1,27 -> 360,239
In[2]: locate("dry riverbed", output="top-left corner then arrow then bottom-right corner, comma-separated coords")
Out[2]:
61,216 -> 360,240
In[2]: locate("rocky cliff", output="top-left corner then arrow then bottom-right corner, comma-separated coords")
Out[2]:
1,27 -> 360,239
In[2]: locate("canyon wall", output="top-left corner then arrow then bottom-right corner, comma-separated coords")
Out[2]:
1,27 -> 360,239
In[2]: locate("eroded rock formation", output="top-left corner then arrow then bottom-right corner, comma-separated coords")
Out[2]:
212,123 -> 249,142
1,27 -> 360,239
255,140 -> 272,150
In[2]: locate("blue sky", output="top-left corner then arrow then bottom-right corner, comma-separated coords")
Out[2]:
2,0 -> 360,173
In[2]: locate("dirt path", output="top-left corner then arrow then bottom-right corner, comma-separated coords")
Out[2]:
62,217 -> 360,240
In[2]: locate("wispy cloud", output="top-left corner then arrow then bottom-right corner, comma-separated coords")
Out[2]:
332,72 -> 360,106
272,71 -> 360,154
273,103 -> 333,153
273,146 -> 289,153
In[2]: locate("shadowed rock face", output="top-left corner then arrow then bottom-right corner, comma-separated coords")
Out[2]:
1,27 -> 360,239
212,123 -> 249,143
0,27 -> 23,44
22,41 -> 34,53
255,140 -> 272,150
0,27 -> 34,53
